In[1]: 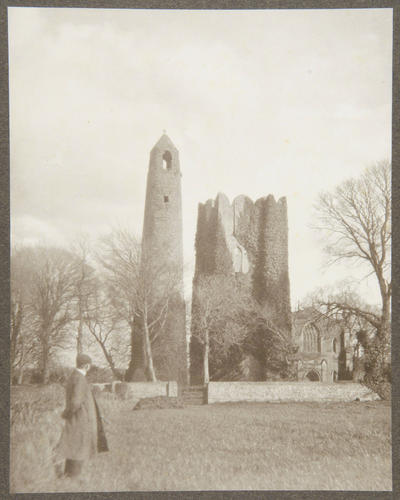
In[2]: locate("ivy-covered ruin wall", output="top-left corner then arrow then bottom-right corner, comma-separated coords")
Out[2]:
190,192 -> 292,384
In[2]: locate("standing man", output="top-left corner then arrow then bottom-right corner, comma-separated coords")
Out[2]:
58,354 -> 108,478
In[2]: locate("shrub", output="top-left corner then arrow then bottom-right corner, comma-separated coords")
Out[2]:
21,367 -> 44,384
358,333 -> 391,400
10,385 -> 65,492
11,384 -> 65,427
48,365 -> 73,385
86,365 -> 114,384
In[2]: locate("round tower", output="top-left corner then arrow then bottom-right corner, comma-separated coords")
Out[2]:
133,134 -> 187,384
142,134 -> 184,272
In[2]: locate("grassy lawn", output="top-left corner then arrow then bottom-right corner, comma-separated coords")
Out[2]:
10,384 -> 392,492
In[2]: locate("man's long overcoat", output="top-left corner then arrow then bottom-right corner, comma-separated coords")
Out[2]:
58,370 -> 108,461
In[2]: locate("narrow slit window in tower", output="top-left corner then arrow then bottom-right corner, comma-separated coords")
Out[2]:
164,195 -> 169,203
162,150 -> 172,170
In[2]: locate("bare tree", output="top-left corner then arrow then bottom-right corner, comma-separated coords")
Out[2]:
97,229 -> 182,381
82,276 -> 123,379
303,283 -> 377,353
314,161 -> 391,341
314,161 -> 391,398
191,275 -> 251,384
27,246 -> 79,383
96,229 -> 148,378
11,246 -> 80,383
134,253 -> 182,381
70,236 -> 96,356
305,284 -> 381,337
97,229 -> 140,338
10,248 -> 37,384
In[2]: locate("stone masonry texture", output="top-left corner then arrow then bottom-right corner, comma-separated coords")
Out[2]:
128,134 -> 187,385
207,381 -> 380,403
190,192 -> 292,384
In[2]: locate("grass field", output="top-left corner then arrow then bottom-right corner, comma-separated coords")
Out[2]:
10,384 -> 392,492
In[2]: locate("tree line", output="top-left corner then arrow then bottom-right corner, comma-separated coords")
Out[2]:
11,161 -> 391,398
11,230 -> 181,384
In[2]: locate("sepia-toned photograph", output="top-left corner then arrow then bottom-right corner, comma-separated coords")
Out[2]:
8,5 -> 392,493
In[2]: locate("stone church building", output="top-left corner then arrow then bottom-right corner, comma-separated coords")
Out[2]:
291,308 -> 353,382
189,189 -> 355,384
128,134 -> 355,385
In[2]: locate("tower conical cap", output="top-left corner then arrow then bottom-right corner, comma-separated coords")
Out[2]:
151,133 -> 178,153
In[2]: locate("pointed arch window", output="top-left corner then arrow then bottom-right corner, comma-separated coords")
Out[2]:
302,323 -> 320,352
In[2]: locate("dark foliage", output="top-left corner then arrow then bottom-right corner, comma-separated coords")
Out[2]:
48,365 -> 73,385
86,364 -> 120,384
357,330 -> 391,400
211,314 -> 297,382
245,318 -> 297,380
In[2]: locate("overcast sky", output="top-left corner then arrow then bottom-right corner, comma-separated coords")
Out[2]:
9,7 -> 392,307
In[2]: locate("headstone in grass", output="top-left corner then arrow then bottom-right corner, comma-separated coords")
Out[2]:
133,396 -> 184,410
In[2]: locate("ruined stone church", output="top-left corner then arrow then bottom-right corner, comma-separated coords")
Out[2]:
130,134 -> 348,385
189,192 -> 292,383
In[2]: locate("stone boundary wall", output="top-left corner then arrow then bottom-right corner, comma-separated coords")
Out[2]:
207,381 -> 379,403
92,381 -> 178,399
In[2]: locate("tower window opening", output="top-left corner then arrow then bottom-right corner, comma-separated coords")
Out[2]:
164,195 -> 169,203
162,150 -> 172,170
303,323 -> 319,352
233,246 -> 243,273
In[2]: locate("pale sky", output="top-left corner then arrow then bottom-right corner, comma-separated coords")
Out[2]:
9,7 -> 392,307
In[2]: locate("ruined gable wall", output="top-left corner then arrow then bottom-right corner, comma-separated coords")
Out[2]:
190,196 -> 233,384
193,194 -> 234,279
232,194 -> 292,333
193,192 -> 292,321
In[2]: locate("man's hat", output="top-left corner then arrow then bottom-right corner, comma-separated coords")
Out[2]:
76,353 -> 92,368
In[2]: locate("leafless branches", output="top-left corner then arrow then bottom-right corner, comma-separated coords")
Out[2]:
191,275 -> 252,383
11,246 -> 80,383
96,228 -> 182,381
314,161 -> 391,341
81,275 -> 123,379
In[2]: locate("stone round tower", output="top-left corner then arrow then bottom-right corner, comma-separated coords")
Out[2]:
133,134 -> 187,384
142,134 -> 184,270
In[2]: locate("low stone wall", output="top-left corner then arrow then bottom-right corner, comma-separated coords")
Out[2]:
92,381 -> 178,399
207,381 -> 380,403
